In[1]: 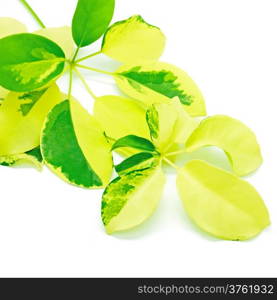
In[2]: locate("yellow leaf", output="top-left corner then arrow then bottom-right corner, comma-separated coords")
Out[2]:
0,84 -> 62,156
177,160 -> 270,241
102,15 -> 165,63
186,115 -> 263,176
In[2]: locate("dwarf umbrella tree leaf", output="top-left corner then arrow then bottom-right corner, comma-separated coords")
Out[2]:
72,0 -> 115,47
41,99 -> 113,188
0,84 -> 62,156
0,33 -> 65,92
185,115 -> 263,176
177,160 -> 270,241
102,15 -> 166,63
115,62 -> 206,116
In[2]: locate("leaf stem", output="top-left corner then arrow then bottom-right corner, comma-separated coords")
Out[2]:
19,0 -> 45,28
68,68 -> 73,100
75,51 -> 102,63
162,157 -> 180,170
166,149 -> 187,157
75,64 -> 115,76
71,47 -> 80,63
73,67 -> 98,100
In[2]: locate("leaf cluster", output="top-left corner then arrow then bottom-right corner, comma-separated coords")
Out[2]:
0,0 -> 270,240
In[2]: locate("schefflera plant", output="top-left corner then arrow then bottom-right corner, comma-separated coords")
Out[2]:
0,0 -> 205,184
0,0 -> 270,240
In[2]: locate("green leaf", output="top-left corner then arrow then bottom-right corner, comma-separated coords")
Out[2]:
177,160 -> 270,241
185,115 -> 263,176
0,18 -> 28,98
93,95 -> 150,156
72,0 -> 115,47
0,146 -> 43,170
102,15 -> 166,63
115,152 -> 157,175
102,164 -> 166,234
0,33 -> 65,92
41,99 -> 113,188
115,62 -> 206,116
0,84 -> 62,156
112,135 -> 156,153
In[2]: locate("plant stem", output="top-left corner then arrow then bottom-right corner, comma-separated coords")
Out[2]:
74,67 -> 98,100
162,157 -> 180,170
75,64 -> 115,76
75,51 -> 102,63
68,68 -> 73,100
166,149 -> 187,157
71,47 -> 80,63
19,0 -> 45,28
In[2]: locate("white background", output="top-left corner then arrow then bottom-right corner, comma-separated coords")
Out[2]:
0,0 -> 277,277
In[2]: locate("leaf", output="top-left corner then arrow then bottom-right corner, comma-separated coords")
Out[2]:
0,17 -> 27,38
176,160 -> 270,241
0,18 -> 28,99
115,62 -> 206,116
185,115 -> 263,176
72,0 -> 115,47
0,84 -> 62,156
35,26 -> 75,59
102,15 -> 166,63
102,164 -> 166,234
0,33 -> 65,92
112,135 -> 156,153
41,99 -> 113,188
93,95 -> 150,156
0,146 -> 43,170
115,152 -> 157,175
